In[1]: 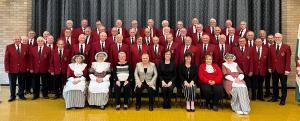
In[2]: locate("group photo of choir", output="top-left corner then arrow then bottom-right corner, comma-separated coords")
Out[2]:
4,17 -> 292,115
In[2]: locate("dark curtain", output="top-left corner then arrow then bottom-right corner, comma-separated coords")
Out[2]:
32,0 -> 281,39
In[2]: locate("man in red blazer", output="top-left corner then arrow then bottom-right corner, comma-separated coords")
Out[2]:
109,34 -> 130,68
177,36 -> 199,66
71,34 -> 91,64
246,31 -> 255,48
143,28 -> 153,46
84,27 -> 95,45
222,19 -> 234,36
268,33 -> 291,105
165,34 -> 179,65
46,35 -> 56,50
197,35 -> 220,65
251,38 -> 269,101
92,21 -> 106,41
204,18 -> 217,36
231,37 -> 253,89
226,27 -> 239,47
73,19 -> 89,40
175,28 -> 188,47
61,28 -> 77,49
50,40 -> 70,99
217,35 -> 231,67
129,20 -> 143,36
187,18 -> 200,36
28,30 -> 37,46
259,30 -> 268,45
4,35 -> 29,101
265,35 -> 275,97
124,28 -> 137,46
148,36 -> 164,67
140,19 -> 158,37
210,27 -> 222,45
158,27 -> 171,47
235,21 -> 249,38
107,27 -> 119,44
192,24 -> 206,45
158,20 -> 175,37
89,32 -> 111,63
175,21 -> 184,37
108,19 -> 128,37
30,37 -> 51,99
59,20 -> 74,39
130,36 -> 149,70
42,31 -> 50,43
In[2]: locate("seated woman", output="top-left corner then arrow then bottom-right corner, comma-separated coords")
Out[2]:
222,53 -> 250,115
134,53 -> 158,111
198,55 -> 223,111
63,54 -> 88,109
88,52 -> 111,110
113,52 -> 132,110
158,50 -> 176,109
179,52 -> 198,112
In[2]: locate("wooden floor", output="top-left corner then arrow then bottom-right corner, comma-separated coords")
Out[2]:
1,86 -> 300,121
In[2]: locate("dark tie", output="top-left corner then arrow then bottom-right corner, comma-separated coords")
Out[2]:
239,29 -> 243,37
204,44 -> 207,54
230,36 -> 233,45
147,38 -> 150,45
198,33 -> 201,42
221,44 -> 224,56
30,39 -> 33,45
154,45 -> 158,55
113,36 -> 116,43
118,44 -> 121,52
101,42 -> 104,51
38,46 -> 42,55
80,44 -> 84,54
66,37 -> 70,47
49,44 -> 51,49
83,28 -> 86,33
250,41 -> 253,47
241,47 -> 244,54
176,30 -> 180,37
211,27 -> 215,34
59,49 -> 62,60
17,45 -> 20,54
276,45 -> 280,55
150,28 -> 153,37
184,46 -> 188,54
138,45 -> 141,54
167,44 -> 171,51
216,36 -> 219,43
131,37 -> 134,44
257,47 -> 261,58
118,28 -> 121,34
85,36 -> 89,44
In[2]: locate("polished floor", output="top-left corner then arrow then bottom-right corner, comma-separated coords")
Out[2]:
1,86 -> 300,121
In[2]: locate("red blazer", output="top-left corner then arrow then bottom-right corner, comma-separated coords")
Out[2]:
71,44 -> 91,64
251,46 -> 269,76
221,27 -> 235,36
73,27 -> 85,40
226,35 -> 239,47
231,46 -> 253,75
91,28 -> 108,41
197,44 -> 220,65
148,44 -> 164,67
59,28 -> 75,39
176,45 -> 199,66
216,44 -> 231,67
187,26 -> 197,36
191,32 -> 207,45
28,38 -> 38,46
50,48 -> 71,75
109,43 -> 130,68
60,36 -> 77,49
85,35 -> 96,45
204,26 -> 215,36
128,27 -> 143,37
143,36 -> 153,46
124,37 -> 136,46
29,46 -> 51,73
66,64 -> 88,77
269,44 -> 291,74
175,36 -> 186,47
4,44 -> 29,73
164,42 -> 179,65
89,41 -> 112,63
130,44 -> 148,70
210,35 -> 221,45
140,27 -> 159,37
235,28 -> 249,38
157,28 -> 175,37
107,36 -> 117,44
198,64 -> 223,85
107,27 -> 128,37
159,36 -> 168,47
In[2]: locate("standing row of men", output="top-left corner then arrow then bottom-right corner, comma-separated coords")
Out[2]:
5,18 -> 291,105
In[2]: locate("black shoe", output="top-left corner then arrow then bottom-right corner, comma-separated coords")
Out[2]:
8,97 -> 16,102
43,96 -> 49,99
258,98 -> 265,101
100,105 -> 105,110
32,96 -> 39,100
53,96 -> 60,99
212,106 -> 218,111
268,98 -> 278,102
186,109 -> 191,112
279,100 -> 286,106
136,106 -> 140,111
149,106 -> 153,111
190,109 -> 195,112
19,96 -> 27,100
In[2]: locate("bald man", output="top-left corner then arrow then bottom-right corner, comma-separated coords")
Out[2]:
71,34 -> 91,64
5,35 -> 30,101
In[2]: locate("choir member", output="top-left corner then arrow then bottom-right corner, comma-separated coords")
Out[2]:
84,27 -> 95,45
197,35 -> 220,65
142,19 -> 158,37
158,20 -> 175,37
210,27 -> 222,45
187,18 -> 200,36
124,28 -> 137,45
73,19 -> 89,39
107,27 -> 119,44
204,18 -> 217,36
149,36 -> 164,67
264,35 -> 275,97
62,28 -> 77,49
28,30 -> 37,46
158,27 -> 171,47
177,36 -> 198,66
130,19 -> 143,36
71,34 -> 91,64
109,34 -> 130,68
192,24 -> 205,45
175,21 -> 184,37
59,20 -> 74,38
246,31 -> 255,48
217,34 -> 231,67
130,36 -> 148,70
226,27 -> 239,47
236,21 -> 249,38
89,32 -> 111,63
259,30 -> 268,45
222,19 -> 234,36
143,28 -> 153,46
108,19 -> 128,37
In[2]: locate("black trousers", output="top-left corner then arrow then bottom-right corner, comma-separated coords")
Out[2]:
32,73 -> 48,98
200,84 -> 223,105
254,74 -> 265,99
24,72 -> 32,92
47,73 -> 54,93
8,73 -> 25,98
115,81 -> 131,105
244,75 -> 252,89
265,71 -> 272,95
135,81 -> 155,107
161,84 -> 174,107
54,73 -> 66,97
272,71 -> 287,101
